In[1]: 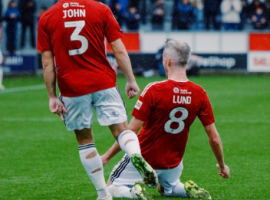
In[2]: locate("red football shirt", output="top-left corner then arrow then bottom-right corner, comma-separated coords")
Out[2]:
37,0 -> 123,97
132,80 -> 215,169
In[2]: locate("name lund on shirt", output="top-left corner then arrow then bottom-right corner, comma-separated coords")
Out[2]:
173,95 -> 191,104
63,9 -> 86,18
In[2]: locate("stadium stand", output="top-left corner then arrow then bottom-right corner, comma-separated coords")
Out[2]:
0,0 -> 269,75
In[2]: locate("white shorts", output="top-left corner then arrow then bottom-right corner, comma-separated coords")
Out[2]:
109,154 -> 184,195
60,87 -> 127,131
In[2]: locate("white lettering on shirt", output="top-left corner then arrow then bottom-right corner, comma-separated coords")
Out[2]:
63,9 -> 86,18
173,95 -> 191,104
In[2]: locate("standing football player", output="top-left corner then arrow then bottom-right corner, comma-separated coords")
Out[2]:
37,1 -> 157,200
102,39 -> 230,200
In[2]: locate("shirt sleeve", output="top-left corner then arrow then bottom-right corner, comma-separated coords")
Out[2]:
132,85 -> 155,122
104,6 -> 123,43
37,16 -> 52,52
198,91 -> 215,126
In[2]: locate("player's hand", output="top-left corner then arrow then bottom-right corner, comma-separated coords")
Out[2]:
216,164 -> 230,179
49,97 -> 68,121
101,154 -> 109,166
125,81 -> 140,99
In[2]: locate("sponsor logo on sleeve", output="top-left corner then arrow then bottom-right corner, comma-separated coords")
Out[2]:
135,100 -> 143,110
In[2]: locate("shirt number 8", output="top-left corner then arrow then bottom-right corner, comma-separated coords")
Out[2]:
164,107 -> 189,134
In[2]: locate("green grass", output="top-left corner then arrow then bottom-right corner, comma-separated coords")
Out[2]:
0,75 -> 270,200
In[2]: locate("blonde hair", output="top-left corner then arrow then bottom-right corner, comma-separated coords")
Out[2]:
163,39 -> 191,67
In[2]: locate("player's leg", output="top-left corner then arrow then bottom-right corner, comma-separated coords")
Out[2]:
109,122 -> 141,156
93,87 -> 157,188
109,124 -> 157,189
75,128 -> 110,200
107,154 -> 152,200
60,94 -> 111,200
156,161 -> 188,197
107,155 -> 138,199
157,161 -> 211,199
108,182 -> 152,200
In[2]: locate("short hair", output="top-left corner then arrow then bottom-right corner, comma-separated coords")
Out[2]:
163,39 -> 191,66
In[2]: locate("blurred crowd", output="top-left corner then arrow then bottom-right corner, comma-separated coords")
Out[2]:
109,0 -> 270,31
0,0 -> 47,55
0,0 -> 269,55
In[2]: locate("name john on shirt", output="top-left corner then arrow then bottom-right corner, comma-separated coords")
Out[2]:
63,9 -> 86,18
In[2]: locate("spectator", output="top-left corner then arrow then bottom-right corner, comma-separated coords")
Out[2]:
140,0 -> 147,24
126,6 -> 140,30
129,0 -> 140,9
266,0 -> 270,27
109,0 -> 128,27
190,0 -> 204,30
251,6 -> 268,29
5,0 -> 20,55
151,0 -> 165,30
172,0 -> 178,29
176,0 -> 194,30
240,0 -> 249,29
19,0 -> 36,49
248,0 -> 267,17
204,0 -> 222,30
221,0 -> 242,30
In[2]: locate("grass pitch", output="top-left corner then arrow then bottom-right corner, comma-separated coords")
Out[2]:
0,75 -> 270,200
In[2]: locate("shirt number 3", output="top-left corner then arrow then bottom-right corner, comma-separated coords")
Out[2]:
64,20 -> 89,56
164,107 -> 189,134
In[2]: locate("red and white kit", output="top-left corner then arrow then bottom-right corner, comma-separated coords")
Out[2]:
133,79 -> 215,169
110,80 -> 215,194
37,0 -> 126,130
37,0 -> 123,97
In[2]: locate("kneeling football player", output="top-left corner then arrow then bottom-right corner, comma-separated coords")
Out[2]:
102,39 -> 230,200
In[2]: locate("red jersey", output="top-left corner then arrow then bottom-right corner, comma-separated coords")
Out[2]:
132,80 -> 215,169
37,0 -> 123,97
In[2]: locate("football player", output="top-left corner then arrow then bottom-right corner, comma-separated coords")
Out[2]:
37,1 -> 157,200
102,39 -> 230,200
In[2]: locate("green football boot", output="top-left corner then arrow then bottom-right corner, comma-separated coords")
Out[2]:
131,154 -> 158,189
132,181 -> 154,200
184,180 -> 211,199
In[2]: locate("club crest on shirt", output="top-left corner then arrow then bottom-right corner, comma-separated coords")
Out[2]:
135,100 -> 143,110
63,3 -> 69,8
173,87 -> 179,94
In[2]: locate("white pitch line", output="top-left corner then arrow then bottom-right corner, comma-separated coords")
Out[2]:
0,84 -> 45,94
0,118 -> 58,122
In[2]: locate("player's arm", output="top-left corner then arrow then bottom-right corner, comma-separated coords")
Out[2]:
42,51 -> 67,120
110,39 -> 140,99
204,123 -> 230,179
42,51 -> 56,98
101,117 -> 144,165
